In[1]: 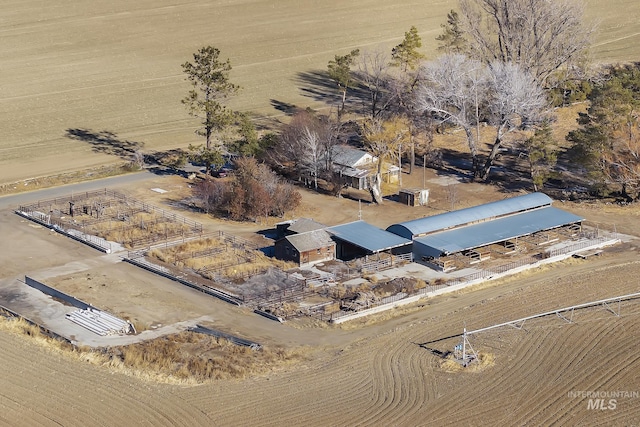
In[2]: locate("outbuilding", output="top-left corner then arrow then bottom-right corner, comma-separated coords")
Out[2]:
386,192 -> 584,266
327,220 -> 412,260
274,229 -> 336,266
398,188 -> 429,207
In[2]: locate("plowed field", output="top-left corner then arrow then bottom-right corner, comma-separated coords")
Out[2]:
2,248 -> 639,425
2,0 -> 640,184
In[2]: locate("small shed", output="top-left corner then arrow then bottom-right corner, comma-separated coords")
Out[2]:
274,230 -> 336,266
399,188 -> 429,207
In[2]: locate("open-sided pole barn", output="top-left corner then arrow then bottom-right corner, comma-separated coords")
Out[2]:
386,193 -> 584,268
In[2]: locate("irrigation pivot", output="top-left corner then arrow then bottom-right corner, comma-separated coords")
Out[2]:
453,327 -> 478,367
454,291 -> 640,367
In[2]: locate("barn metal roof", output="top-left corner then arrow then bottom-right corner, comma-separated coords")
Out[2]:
327,220 -> 411,253
336,166 -> 370,179
386,192 -> 553,238
413,206 -> 584,256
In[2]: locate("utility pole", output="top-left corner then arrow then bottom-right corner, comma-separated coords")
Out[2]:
462,326 -> 467,366
398,143 -> 402,188
423,154 -> 426,189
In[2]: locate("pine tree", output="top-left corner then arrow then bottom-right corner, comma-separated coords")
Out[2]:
391,26 -> 425,72
182,46 -> 239,175
327,49 -> 360,120
523,122 -> 558,191
436,10 -> 467,54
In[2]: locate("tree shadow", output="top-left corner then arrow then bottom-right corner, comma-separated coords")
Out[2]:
270,99 -> 300,116
436,148 -> 474,179
66,128 -> 144,159
247,112 -> 282,132
296,70 -> 339,104
295,69 -> 381,118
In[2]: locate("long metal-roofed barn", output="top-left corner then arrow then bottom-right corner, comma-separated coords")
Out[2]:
327,220 -> 412,260
386,193 -> 584,262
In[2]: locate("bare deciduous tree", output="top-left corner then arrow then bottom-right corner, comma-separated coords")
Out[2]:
480,61 -> 548,180
355,50 -> 396,119
194,179 -> 228,214
458,0 -> 594,84
362,116 -> 410,204
210,157 -> 301,221
301,126 -> 323,190
271,111 -> 315,173
415,54 -> 487,177
270,111 -> 340,188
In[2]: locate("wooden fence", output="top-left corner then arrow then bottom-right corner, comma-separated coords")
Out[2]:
328,234 -> 619,322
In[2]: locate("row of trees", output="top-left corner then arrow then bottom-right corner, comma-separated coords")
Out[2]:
312,0 -> 594,187
181,0 -> 638,214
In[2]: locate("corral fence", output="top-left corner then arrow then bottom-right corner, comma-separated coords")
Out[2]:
242,274 -> 310,306
125,251 -> 312,321
361,253 -> 413,274
123,255 -> 243,306
547,236 -> 616,258
327,234 -> 619,323
189,324 -> 262,350
136,230 -> 270,282
15,207 -> 113,253
219,231 -> 261,251
305,272 -> 336,287
18,188 -> 202,231
334,252 -> 414,277
17,188 -> 204,250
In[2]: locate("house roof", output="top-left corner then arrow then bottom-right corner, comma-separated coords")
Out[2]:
336,166 -> 370,179
286,218 -> 327,234
387,192 -> 553,239
414,206 -> 584,256
331,145 -> 374,168
327,220 -> 412,253
284,230 -> 334,252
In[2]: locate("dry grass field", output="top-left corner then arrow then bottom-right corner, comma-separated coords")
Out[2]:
1,0 -> 640,185
2,1 -> 640,425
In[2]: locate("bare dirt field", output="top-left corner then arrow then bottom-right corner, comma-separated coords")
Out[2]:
1,0 -> 640,185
